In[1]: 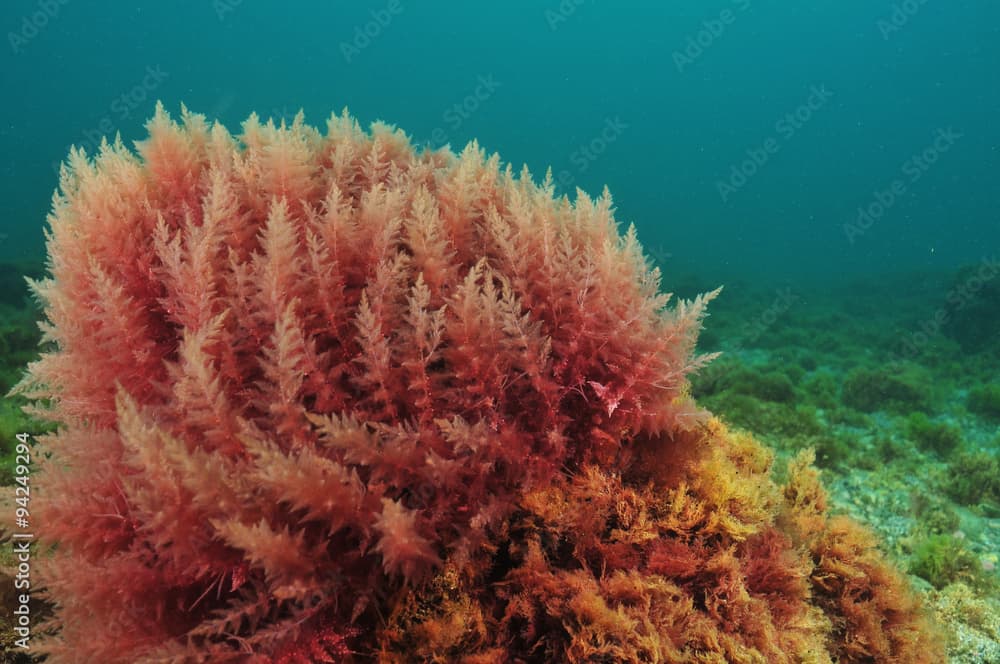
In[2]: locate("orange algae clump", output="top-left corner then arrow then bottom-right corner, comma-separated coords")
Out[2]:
16,104 -> 941,662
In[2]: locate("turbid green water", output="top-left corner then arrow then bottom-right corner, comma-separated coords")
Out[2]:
1,1 -> 997,281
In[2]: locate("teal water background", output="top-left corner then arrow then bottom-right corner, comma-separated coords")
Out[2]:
0,0 -> 997,284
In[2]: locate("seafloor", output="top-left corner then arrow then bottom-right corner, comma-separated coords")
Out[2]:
0,258 -> 997,663
680,264 -> 1000,663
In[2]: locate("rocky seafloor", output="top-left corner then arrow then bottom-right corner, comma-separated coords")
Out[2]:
1,260 -> 997,662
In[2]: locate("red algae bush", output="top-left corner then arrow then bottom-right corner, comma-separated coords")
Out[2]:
16,105 -> 941,662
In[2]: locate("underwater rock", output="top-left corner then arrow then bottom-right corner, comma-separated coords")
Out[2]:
942,260 -> 1000,353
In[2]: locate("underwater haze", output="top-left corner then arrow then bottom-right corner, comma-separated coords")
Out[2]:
0,0 -> 998,283
2,2 -> 1000,662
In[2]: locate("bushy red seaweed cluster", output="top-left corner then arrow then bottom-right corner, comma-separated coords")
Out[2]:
15,105 -> 942,662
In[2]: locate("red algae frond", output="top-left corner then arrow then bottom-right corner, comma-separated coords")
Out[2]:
15,105 -> 941,662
